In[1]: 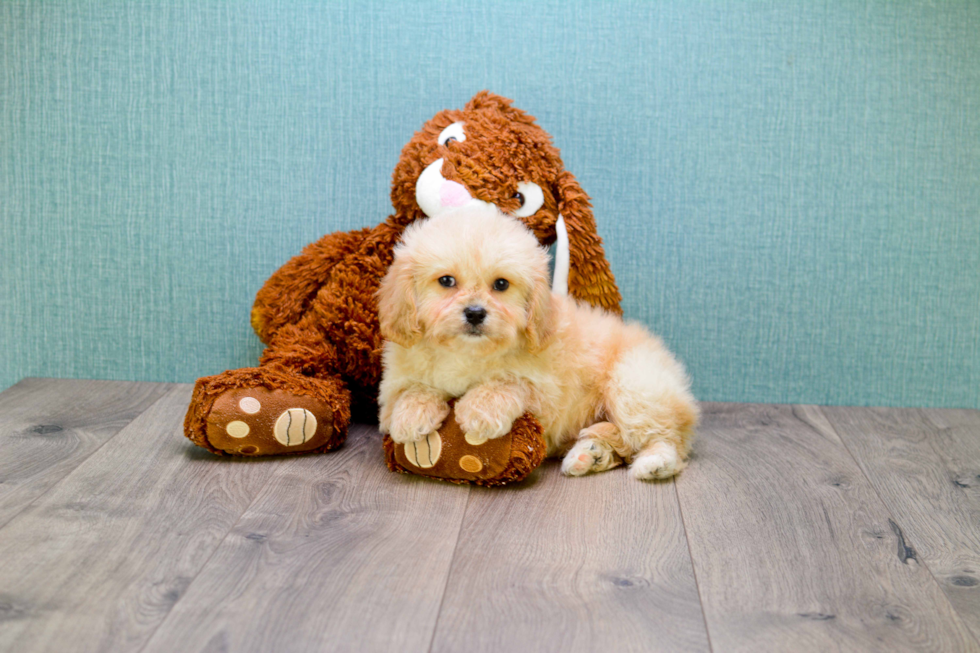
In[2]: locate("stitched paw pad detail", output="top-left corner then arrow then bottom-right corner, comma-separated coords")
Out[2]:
206,388 -> 333,455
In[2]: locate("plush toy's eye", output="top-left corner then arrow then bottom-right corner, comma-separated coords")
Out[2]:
510,182 -> 544,218
438,275 -> 456,288
438,122 -> 466,147
493,278 -> 510,292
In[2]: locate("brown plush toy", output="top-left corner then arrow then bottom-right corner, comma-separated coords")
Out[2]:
184,91 -> 621,484
383,402 -> 547,486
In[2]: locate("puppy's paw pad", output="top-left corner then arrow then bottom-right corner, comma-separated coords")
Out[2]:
630,450 -> 680,481
561,455 -> 593,477
561,439 -> 617,476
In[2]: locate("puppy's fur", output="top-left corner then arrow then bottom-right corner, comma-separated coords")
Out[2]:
377,205 -> 698,480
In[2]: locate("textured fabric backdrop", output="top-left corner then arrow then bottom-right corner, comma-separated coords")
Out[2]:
2,1 -> 978,407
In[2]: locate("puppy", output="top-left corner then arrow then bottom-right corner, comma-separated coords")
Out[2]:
377,205 -> 698,480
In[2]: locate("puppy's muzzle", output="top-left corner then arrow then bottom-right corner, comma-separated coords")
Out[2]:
463,306 -> 487,326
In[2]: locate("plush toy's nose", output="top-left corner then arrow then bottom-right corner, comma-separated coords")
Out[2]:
439,180 -> 470,208
463,305 -> 487,325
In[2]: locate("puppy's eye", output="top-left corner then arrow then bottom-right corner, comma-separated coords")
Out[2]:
438,122 -> 466,147
493,278 -> 510,292
438,275 -> 456,288
510,182 -> 544,218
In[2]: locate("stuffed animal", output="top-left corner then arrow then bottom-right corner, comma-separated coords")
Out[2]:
183,91 -> 622,482
383,402 -> 547,486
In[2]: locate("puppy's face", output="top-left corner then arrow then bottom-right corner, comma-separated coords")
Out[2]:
416,248 -> 529,352
378,206 -> 555,354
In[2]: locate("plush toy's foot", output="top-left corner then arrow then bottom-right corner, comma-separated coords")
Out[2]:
184,367 -> 350,456
383,404 -> 546,486
205,386 -> 335,456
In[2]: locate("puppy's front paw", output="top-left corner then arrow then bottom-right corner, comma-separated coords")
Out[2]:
561,438 -> 620,477
455,394 -> 514,442
390,397 -> 450,444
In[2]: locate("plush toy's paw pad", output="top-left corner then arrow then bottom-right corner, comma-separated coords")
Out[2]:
401,431 -> 443,468
206,388 -> 335,456
630,442 -> 682,480
463,431 -> 489,446
561,438 -> 619,477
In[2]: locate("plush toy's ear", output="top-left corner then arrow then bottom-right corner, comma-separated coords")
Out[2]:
554,170 -> 623,314
377,254 -> 422,348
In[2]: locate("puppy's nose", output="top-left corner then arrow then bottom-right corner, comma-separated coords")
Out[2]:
463,306 -> 487,325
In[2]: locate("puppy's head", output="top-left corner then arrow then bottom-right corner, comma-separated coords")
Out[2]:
378,204 -> 556,353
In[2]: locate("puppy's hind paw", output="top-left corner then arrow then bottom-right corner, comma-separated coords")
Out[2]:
630,442 -> 684,481
561,438 -> 620,477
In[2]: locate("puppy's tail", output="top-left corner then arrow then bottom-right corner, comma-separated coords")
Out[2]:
552,214 -> 569,295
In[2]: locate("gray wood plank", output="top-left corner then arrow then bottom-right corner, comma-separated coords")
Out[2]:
430,461 -> 710,653
819,405 -> 980,643
141,425 -> 472,653
0,384 -> 278,653
0,377 -> 174,528
676,403 -> 977,652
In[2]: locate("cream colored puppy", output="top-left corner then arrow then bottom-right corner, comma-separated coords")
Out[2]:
377,205 -> 698,480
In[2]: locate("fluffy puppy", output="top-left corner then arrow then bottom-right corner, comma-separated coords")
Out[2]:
377,205 -> 698,480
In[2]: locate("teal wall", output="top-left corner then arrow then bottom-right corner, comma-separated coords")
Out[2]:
2,1 -> 978,408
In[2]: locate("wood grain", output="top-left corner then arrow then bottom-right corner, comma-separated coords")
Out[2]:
141,424 -> 472,653
3,380 -> 980,652
0,384 -> 278,653
675,403 -> 977,652
430,461 -> 710,653
820,405 -> 980,643
0,377 -> 173,528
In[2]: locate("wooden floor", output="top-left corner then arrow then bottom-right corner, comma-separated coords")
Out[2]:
0,379 -> 978,652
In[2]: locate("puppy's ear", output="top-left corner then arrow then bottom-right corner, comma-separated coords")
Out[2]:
525,270 -> 558,353
554,169 -> 623,315
377,254 -> 422,348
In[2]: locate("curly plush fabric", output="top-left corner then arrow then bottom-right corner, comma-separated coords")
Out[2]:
183,91 -> 621,472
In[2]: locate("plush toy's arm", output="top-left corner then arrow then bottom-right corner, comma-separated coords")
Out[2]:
556,170 -> 623,314
251,227 -> 372,344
